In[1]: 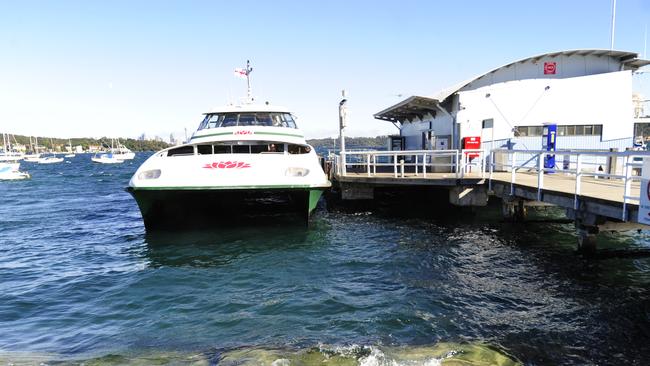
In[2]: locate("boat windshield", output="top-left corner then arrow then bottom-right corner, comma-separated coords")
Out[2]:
198,112 -> 298,130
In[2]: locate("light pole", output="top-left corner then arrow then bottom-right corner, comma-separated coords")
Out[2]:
339,90 -> 348,175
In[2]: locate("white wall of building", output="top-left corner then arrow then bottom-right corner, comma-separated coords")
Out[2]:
455,70 -> 633,142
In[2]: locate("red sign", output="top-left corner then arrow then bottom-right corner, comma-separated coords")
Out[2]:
203,161 -> 251,169
234,130 -> 253,135
463,136 -> 481,159
544,62 -> 557,75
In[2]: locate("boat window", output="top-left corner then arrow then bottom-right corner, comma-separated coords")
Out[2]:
213,144 -> 232,154
282,113 -> 297,129
221,114 -> 238,127
198,115 -> 210,130
250,144 -> 268,153
207,114 -> 223,129
238,114 -> 257,126
232,145 -> 250,154
167,145 -> 195,157
256,113 -> 273,126
197,145 -> 212,155
197,112 -> 299,129
287,144 -> 311,154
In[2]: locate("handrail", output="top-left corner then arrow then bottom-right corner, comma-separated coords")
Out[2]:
329,147 -> 649,223
490,149 -> 649,221
332,149 -> 487,179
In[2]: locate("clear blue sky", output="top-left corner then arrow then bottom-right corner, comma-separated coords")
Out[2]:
1,0 -> 649,140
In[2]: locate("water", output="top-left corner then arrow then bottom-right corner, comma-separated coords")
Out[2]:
1,153 -> 650,365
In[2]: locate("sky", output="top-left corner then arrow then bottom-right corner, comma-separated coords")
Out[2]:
1,0 -> 650,141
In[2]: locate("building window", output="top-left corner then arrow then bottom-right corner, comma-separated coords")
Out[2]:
515,124 -> 603,137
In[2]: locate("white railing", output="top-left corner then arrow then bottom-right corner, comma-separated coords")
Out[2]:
333,149 -> 486,179
489,149 -> 650,220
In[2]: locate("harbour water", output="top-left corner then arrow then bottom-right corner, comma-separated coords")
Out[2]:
1,154 -> 650,365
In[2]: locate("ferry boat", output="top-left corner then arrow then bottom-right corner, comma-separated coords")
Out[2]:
127,63 -> 331,229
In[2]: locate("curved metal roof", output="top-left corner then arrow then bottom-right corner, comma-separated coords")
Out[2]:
375,49 -> 650,123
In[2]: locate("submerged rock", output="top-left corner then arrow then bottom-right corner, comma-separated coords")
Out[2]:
217,343 -> 520,366
0,343 -> 520,366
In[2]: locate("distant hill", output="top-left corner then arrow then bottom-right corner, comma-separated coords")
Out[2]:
3,134 -> 171,152
307,136 -> 388,150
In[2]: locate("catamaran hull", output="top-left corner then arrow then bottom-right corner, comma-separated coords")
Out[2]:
127,187 -> 325,230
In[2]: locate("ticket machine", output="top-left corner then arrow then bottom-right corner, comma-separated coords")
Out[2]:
542,123 -> 557,172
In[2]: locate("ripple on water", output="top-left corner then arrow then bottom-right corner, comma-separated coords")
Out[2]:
1,154 -> 650,364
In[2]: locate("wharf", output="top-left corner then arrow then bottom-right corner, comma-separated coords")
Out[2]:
330,148 -> 649,252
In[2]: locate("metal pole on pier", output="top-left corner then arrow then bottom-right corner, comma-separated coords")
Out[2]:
339,90 -> 348,175
610,0 -> 617,50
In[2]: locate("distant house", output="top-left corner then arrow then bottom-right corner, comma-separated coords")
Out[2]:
374,49 -> 650,153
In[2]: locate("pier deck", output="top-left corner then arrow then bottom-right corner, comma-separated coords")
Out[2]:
332,149 -> 649,226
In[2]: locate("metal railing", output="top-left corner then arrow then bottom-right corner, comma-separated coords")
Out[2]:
489,149 -> 650,220
329,147 -> 650,223
333,149 -> 486,179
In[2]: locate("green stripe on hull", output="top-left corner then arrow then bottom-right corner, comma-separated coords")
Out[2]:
253,131 -> 304,138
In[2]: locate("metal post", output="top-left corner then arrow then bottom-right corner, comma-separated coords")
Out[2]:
413,155 -> 417,176
537,152 -> 544,201
622,154 -> 631,220
366,152 -> 371,177
338,90 -> 347,176
373,154 -> 377,175
400,159 -> 405,178
393,152 -> 397,178
574,154 -> 582,209
481,150 -> 486,179
489,150 -> 494,191
510,151 -> 517,195
422,153 -> 427,178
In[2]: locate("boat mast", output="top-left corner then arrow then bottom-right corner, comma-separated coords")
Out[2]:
245,60 -> 253,103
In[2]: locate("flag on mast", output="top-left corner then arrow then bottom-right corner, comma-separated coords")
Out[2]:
234,68 -> 248,79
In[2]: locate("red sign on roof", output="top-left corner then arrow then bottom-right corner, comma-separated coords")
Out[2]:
544,62 -> 557,75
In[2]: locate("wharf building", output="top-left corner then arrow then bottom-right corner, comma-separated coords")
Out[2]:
374,49 -> 650,154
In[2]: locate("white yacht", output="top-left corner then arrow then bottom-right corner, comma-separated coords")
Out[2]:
127,102 -> 331,229
0,162 -> 30,180
91,152 -> 124,164
113,140 -> 135,160
0,133 -> 24,162
37,154 -> 64,164
91,139 -> 124,164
